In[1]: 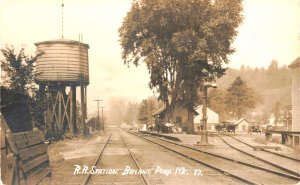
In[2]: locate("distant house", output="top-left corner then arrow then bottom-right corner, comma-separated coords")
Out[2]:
152,102 -> 197,133
194,106 -> 219,131
234,118 -> 251,133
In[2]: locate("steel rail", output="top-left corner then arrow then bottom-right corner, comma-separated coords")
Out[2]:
119,131 -> 149,185
129,132 -> 260,185
224,134 -> 300,162
217,135 -> 300,177
134,132 -> 300,181
81,133 -> 112,185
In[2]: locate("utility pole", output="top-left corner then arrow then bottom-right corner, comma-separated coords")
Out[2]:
101,106 -> 105,131
94,99 -> 102,131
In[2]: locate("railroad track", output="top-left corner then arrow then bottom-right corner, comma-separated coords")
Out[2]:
218,134 -> 300,177
223,134 -> 300,162
81,130 -> 148,185
130,131 -> 299,185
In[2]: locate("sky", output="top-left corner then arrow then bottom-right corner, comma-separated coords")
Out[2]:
0,0 -> 300,114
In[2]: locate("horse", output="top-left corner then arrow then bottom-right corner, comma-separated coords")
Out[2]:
215,122 -> 236,134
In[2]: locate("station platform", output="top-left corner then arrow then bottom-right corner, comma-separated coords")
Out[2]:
141,131 -> 218,146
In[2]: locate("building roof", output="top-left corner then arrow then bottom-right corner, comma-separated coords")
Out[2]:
152,106 -> 167,117
152,104 -> 199,117
35,38 -> 90,48
234,118 -> 250,126
288,57 -> 300,68
196,105 -> 218,115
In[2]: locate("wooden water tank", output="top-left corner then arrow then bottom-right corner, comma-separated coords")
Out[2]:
35,39 -> 89,85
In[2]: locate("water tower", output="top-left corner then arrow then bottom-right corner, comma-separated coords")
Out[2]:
35,37 -> 89,136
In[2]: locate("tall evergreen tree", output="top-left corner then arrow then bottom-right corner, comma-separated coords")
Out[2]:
225,76 -> 258,120
138,100 -> 150,125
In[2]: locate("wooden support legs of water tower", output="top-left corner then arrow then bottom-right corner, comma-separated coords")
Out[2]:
81,85 -> 88,137
69,86 -> 77,135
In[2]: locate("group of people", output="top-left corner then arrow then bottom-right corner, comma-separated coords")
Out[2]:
145,119 -> 182,134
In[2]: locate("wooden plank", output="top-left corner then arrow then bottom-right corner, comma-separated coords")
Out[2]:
26,167 -> 51,185
27,168 -> 51,184
41,51 -> 88,56
37,63 -> 88,68
40,54 -> 88,59
40,49 -> 88,54
6,132 -> 18,154
37,74 -> 88,79
5,154 -> 18,185
1,120 -> 7,180
36,71 -> 89,75
6,164 -> 15,185
38,64 -> 89,68
12,134 -> 27,149
37,65 -> 89,70
37,69 -> 88,72
13,131 -> 44,141
14,135 -> 43,150
25,134 -> 44,144
21,153 -> 49,173
13,131 -> 36,139
15,131 -> 42,140
19,144 -> 47,161
38,56 -> 87,62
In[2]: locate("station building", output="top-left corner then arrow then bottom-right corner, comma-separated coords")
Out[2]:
288,57 -> 300,146
152,102 -> 197,133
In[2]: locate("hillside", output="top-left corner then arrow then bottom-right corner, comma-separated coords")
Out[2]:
214,60 -> 292,123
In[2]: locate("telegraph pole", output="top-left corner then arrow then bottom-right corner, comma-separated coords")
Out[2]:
94,99 -> 102,131
101,106 -> 105,131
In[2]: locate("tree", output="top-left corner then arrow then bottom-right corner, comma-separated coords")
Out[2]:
137,97 -> 161,126
138,100 -> 150,125
119,0 -> 243,112
1,46 -> 45,129
124,101 -> 139,126
1,46 -> 42,95
225,76 -> 258,120
207,89 -> 227,121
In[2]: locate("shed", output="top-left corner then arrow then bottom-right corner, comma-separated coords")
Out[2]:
234,118 -> 251,133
